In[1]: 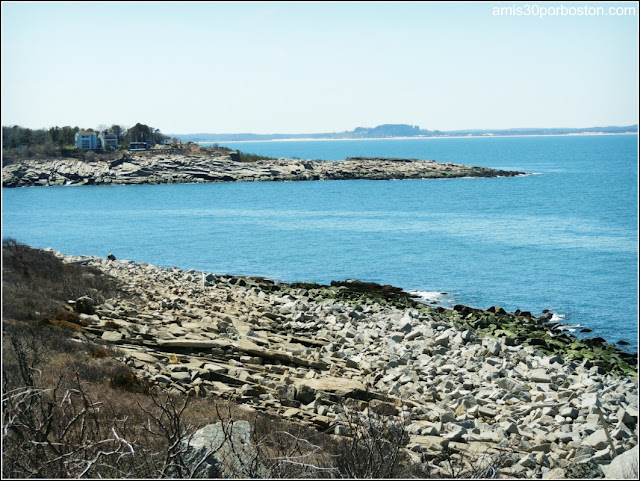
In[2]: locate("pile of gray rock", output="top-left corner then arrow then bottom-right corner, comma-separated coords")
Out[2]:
2,152 -> 524,187
55,250 -> 637,478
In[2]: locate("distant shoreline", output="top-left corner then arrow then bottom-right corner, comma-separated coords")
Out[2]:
196,131 -> 638,144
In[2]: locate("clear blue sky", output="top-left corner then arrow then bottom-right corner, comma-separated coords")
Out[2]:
1,1 -> 638,134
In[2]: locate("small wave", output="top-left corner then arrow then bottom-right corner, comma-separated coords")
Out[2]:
546,312 -> 584,332
555,323 -> 584,333
409,290 -> 452,305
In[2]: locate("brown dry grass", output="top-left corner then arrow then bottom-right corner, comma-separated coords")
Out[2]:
2,239 -> 119,322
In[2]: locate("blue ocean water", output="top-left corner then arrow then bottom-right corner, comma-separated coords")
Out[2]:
2,135 -> 638,349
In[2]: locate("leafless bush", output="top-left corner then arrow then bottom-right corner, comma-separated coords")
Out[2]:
2,327 -> 210,478
329,398 -> 416,478
190,397 -> 427,479
248,411 -> 338,478
2,333 -> 135,478
138,389 -> 195,477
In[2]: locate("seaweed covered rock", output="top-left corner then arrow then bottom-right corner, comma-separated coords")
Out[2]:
330,279 -> 420,307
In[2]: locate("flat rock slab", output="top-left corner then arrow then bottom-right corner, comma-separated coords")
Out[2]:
295,377 -> 367,398
156,339 -> 232,349
235,338 -> 328,370
102,331 -> 123,342
409,434 -> 450,451
120,348 -> 161,363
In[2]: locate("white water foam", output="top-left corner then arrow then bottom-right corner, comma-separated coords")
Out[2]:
546,312 -> 585,333
409,290 -> 453,306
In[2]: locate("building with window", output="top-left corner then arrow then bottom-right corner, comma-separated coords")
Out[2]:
75,131 -> 98,149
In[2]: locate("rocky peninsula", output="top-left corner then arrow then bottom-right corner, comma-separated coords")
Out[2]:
1,149 -> 525,188
49,249 -> 637,479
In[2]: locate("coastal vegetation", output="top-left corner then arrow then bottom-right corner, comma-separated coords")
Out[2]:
1,123 -> 174,166
0,122 -> 277,171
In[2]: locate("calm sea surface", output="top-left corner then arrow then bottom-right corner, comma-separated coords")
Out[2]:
2,135 -> 638,348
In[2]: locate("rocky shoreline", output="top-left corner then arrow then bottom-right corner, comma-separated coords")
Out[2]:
50,249 -> 637,478
1,151 -> 525,188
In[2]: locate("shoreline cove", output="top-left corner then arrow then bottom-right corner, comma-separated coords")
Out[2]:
28,247 -> 638,478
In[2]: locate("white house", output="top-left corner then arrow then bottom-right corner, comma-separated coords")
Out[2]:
75,131 -> 98,149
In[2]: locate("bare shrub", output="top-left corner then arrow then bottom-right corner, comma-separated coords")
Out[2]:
331,398 -> 412,478
2,331 -> 135,478
136,389 -> 225,478
90,347 -> 110,359
68,357 -> 123,384
250,413 -> 339,478
2,327 -> 205,478
109,366 -> 149,394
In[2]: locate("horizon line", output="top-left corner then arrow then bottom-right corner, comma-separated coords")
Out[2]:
170,124 -> 639,135
170,123 -> 639,136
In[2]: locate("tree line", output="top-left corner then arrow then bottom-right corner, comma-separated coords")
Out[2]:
2,123 -> 172,151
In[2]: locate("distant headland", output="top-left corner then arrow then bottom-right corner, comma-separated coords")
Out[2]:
1,148 -> 526,188
171,123 -> 639,143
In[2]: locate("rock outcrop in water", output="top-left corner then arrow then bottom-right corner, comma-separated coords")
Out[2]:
49,249 -> 637,479
2,151 -> 525,187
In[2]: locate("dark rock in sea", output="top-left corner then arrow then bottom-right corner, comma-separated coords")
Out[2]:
580,328 -> 593,333
329,279 -> 416,307
487,305 -> 507,315
290,281 -> 325,290
453,304 -> 475,317
617,340 -> 630,346
436,297 -> 636,375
